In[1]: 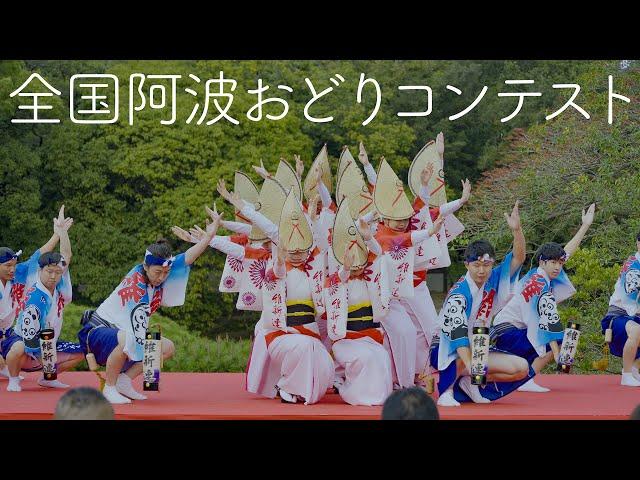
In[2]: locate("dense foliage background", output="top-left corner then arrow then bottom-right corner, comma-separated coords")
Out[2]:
1,60 -> 637,375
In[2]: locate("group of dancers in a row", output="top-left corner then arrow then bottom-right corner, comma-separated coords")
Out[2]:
1,134 -> 639,406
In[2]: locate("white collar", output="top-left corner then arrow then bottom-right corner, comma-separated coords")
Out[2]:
464,271 -> 484,297
536,266 -> 551,284
35,278 -> 55,301
635,252 -> 640,262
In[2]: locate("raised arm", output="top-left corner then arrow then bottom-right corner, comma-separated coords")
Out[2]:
359,210 -> 379,225
358,217 -> 381,256
39,205 -> 66,254
563,203 -> 595,257
172,224 -> 245,259
220,220 -> 252,235
359,141 -> 377,186
505,200 -> 526,277
239,200 -> 279,243
295,154 -> 304,182
338,249 -> 355,283
54,210 -> 73,266
184,210 -> 221,266
273,242 -> 286,279
410,215 -> 445,245
252,159 -> 272,181
210,236 -> 245,259
217,179 -> 279,243
210,202 -> 251,235
418,163 -> 435,204
439,179 -> 471,217
436,131 -> 444,163
309,166 -> 331,209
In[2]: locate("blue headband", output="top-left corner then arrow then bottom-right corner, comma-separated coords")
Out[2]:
144,250 -> 175,267
38,254 -> 67,269
539,251 -> 567,262
465,253 -> 495,263
0,249 -> 22,264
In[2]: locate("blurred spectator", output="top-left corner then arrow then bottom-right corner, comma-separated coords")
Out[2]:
381,387 -> 440,420
54,387 -> 115,420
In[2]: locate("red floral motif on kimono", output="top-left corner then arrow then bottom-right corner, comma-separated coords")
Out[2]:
228,256 -> 244,273
242,292 -> 257,306
376,225 -> 412,260
249,259 -> 268,289
388,238 -> 409,261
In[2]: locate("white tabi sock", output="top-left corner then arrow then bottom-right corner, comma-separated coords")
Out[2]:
116,373 -> 147,400
459,376 -> 490,403
517,378 -> 550,393
621,372 -> 640,387
437,389 -> 460,407
7,376 -> 22,392
38,378 -> 69,389
632,366 -> 640,381
278,388 -> 298,404
103,385 -> 132,404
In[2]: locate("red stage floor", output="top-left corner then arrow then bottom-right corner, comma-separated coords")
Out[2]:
0,372 -> 636,420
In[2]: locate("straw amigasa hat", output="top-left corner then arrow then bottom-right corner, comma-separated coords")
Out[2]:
249,177 -> 288,242
303,144 -> 333,202
336,156 -> 374,220
408,140 -> 447,208
279,189 -> 314,252
373,158 -> 414,220
337,146 -> 356,189
332,198 -> 369,270
234,171 -> 260,225
275,159 -> 302,201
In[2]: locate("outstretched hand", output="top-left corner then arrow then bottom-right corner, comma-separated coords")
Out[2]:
358,217 -> 372,241
206,204 -> 222,224
252,159 -> 270,180
53,204 -> 73,235
172,226 -> 195,243
189,225 -> 206,242
504,200 -> 521,231
358,141 -> 369,166
308,194 -> 321,221
343,249 -> 354,271
581,203 -> 596,227
217,179 -> 232,202
460,179 -> 471,204
205,210 -> 223,237
227,191 -> 244,212
295,154 -> 304,179
420,163 -> 435,187
276,241 -> 286,263
436,131 -> 444,157
429,215 -> 445,236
